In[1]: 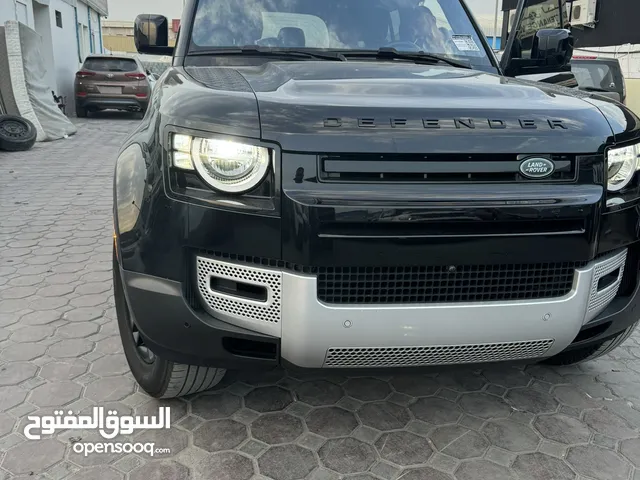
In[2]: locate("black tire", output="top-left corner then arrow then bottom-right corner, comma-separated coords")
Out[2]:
0,115 -> 37,151
76,106 -> 87,118
113,245 -> 226,398
543,321 -> 639,366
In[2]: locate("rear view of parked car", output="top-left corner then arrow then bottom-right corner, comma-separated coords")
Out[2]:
74,55 -> 150,117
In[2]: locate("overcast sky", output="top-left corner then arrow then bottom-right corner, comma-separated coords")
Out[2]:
106,0 -> 499,21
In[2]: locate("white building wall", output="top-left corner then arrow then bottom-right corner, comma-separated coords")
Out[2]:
50,0 -> 80,111
32,1 -> 56,94
0,0 -> 36,28
75,1 -> 90,59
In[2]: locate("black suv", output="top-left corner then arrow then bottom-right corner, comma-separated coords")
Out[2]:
113,0 -> 640,398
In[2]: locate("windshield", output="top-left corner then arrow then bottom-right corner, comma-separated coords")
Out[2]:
572,62 -> 618,91
189,0 -> 493,69
83,58 -> 139,72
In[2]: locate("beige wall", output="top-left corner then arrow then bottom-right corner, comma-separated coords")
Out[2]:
626,79 -> 640,116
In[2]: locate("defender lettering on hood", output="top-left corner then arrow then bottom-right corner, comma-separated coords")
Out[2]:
323,117 -> 569,130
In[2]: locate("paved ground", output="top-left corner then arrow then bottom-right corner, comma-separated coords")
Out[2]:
0,114 -> 640,480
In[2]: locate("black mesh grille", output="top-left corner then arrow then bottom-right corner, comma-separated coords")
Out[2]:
317,263 -> 585,304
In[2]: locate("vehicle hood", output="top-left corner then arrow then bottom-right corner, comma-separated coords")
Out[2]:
182,62 -> 640,153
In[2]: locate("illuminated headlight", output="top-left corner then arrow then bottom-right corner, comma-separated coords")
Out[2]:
171,134 -> 271,193
607,143 -> 640,192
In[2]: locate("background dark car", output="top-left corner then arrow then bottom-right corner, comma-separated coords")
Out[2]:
74,55 -> 151,117
571,55 -> 627,104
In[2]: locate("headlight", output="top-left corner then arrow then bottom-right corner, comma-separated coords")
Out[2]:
171,134 -> 271,193
607,143 -> 640,192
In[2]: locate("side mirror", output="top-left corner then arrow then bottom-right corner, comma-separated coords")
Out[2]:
503,29 -> 574,77
531,29 -> 574,67
134,14 -> 174,56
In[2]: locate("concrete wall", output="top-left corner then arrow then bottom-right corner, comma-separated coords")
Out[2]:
0,0 -> 35,28
625,79 -> 640,116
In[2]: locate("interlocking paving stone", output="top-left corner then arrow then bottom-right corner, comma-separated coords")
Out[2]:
294,380 -> 344,406
396,466 -> 453,480
483,368 -> 532,388
504,387 -> 559,414
190,391 -> 241,419
258,445 -> 316,480
620,438 -> 640,466
306,406 -> 358,438
437,370 -> 486,392
566,445 -> 633,480
409,397 -> 462,424
194,451 -> 254,480
193,419 -> 247,452
481,419 -> 540,452
245,386 -> 293,412
1,117 -> 640,480
344,378 -> 392,401
430,425 -> 489,459
0,385 -> 28,410
374,431 -> 433,466
0,362 -> 37,386
84,376 -> 134,402
455,459 -> 517,480
2,439 -> 66,475
0,412 -> 16,438
389,375 -> 440,397
251,412 -> 303,444
39,361 -> 88,382
29,381 -> 82,407
319,437 -> 376,474
357,401 -> 411,431
67,466 -> 124,480
458,392 -> 512,419
533,413 -> 591,444
582,408 -> 638,439
552,385 -> 599,409
512,452 -> 576,480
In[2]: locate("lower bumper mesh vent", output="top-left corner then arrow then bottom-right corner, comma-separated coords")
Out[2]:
318,263 -> 583,304
323,340 -> 555,367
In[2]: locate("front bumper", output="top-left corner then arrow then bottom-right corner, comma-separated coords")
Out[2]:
122,248 -> 639,370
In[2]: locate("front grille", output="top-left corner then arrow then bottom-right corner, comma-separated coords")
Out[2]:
324,340 -> 555,367
317,262 -> 584,304
319,153 -> 576,183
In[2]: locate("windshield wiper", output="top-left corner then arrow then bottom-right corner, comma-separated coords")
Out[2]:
189,46 -> 347,61
340,48 -> 472,69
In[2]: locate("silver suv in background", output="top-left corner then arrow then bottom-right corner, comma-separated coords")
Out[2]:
571,55 -> 626,104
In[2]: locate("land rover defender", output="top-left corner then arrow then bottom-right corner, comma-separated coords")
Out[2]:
113,0 -> 640,398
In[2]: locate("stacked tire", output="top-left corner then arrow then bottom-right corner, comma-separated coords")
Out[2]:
0,115 -> 37,152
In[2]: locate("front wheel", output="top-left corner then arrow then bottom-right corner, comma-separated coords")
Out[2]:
113,246 -> 226,398
543,321 -> 639,366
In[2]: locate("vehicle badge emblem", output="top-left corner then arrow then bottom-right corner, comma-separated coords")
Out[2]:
519,157 -> 555,179
107,73 -> 114,78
